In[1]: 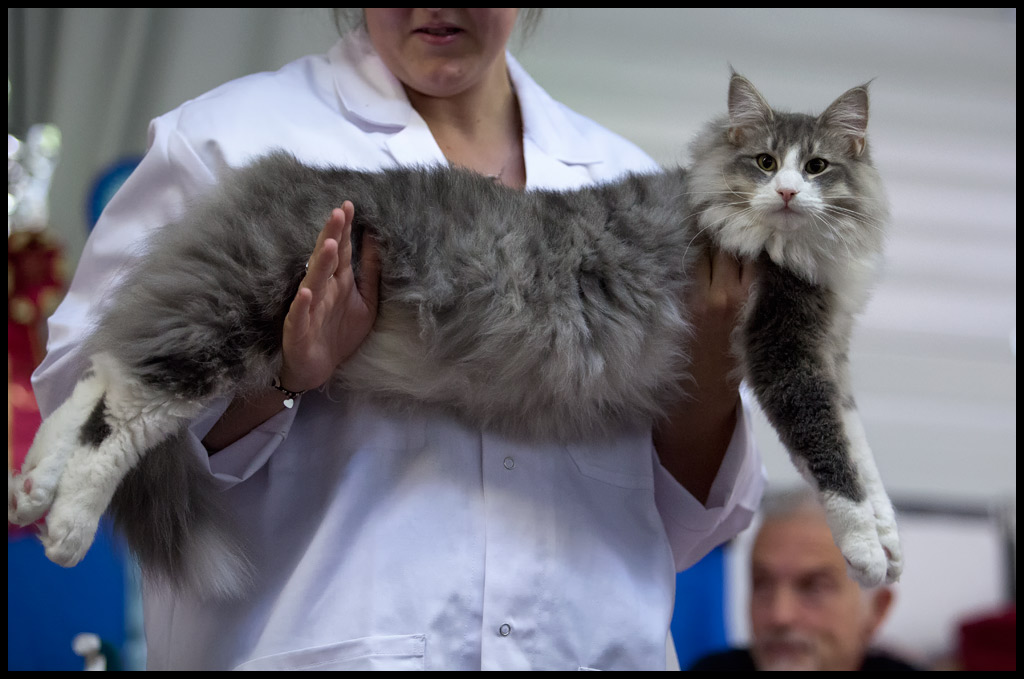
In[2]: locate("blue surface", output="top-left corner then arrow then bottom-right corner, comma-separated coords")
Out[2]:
8,520 -> 128,671
87,157 -> 141,229
670,544 -> 731,670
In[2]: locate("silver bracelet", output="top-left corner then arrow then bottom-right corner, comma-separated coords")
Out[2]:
271,376 -> 306,409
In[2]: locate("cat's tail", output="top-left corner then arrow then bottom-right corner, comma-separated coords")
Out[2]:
108,432 -> 254,599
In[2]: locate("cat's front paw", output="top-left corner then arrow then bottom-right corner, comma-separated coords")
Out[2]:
872,495 -> 903,583
823,494 -> 901,587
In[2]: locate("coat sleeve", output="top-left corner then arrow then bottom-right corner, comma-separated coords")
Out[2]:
652,395 -> 766,572
31,111 -> 300,489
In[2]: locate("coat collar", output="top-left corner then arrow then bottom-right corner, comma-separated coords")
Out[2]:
328,33 -> 603,168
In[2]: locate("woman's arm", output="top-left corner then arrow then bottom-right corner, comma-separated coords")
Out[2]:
654,248 -> 755,505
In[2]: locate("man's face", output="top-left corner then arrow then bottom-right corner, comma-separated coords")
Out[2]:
749,511 -> 887,671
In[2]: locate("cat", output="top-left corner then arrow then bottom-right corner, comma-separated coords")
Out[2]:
8,73 -> 901,598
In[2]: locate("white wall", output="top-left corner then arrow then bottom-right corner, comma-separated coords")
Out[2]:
514,9 -> 1016,664
9,7 -> 1016,666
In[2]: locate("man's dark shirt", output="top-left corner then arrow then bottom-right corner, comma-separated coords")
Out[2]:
689,648 -> 918,671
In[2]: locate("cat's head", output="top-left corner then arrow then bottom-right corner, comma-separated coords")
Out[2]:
688,72 -> 888,284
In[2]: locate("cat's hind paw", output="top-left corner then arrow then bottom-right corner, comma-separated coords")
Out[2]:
39,500 -> 103,567
9,370 -> 109,527
8,416 -> 76,526
8,471 -> 57,527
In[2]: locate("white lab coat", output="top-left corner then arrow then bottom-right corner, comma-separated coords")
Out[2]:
32,32 -> 765,671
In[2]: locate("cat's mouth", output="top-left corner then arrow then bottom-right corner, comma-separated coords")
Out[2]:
772,207 -> 805,232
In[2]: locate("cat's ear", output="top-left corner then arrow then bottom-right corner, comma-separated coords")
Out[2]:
727,71 -> 773,145
820,83 -> 871,157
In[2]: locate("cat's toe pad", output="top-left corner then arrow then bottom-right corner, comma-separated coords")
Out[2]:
825,496 -> 902,587
8,471 -> 58,526
875,514 -> 903,583
840,534 -> 890,588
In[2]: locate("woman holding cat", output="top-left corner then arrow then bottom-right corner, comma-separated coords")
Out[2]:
32,8 -> 764,670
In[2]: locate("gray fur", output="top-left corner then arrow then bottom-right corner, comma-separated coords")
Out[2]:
743,254 -> 863,501
19,73 -> 900,594
89,160 -> 696,439
112,432 -> 254,597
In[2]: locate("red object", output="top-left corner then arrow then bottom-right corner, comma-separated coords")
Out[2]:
8,230 -> 66,533
959,604 -> 1016,671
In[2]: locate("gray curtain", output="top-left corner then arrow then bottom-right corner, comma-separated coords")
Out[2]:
8,8 -> 339,259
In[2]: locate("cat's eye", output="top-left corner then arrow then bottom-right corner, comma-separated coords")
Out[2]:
755,154 -> 776,172
804,158 -> 829,174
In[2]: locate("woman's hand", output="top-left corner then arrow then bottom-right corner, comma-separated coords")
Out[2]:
685,247 -> 756,404
278,201 -> 381,393
654,247 -> 756,504
203,202 -> 380,452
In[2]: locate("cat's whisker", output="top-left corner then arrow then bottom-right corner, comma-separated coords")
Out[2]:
820,205 -> 887,236
823,200 -> 888,224
681,204 -> 760,260
719,172 -> 751,202
692,205 -> 759,230
682,225 -> 714,257
684,201 -> 753,224
681,189 -> 753,198
809,211 -> 855,261
828,194 -> 888,205
823,201 -> 884,220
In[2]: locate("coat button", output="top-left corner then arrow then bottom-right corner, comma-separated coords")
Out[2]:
503,456 -> 515,470
499,623 -> 512,636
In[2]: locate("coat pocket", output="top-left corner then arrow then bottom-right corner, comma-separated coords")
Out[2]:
234,633 -> 426,671
565,434 -> 653,490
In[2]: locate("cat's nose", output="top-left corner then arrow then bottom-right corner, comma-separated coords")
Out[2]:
777,188 -> 799,205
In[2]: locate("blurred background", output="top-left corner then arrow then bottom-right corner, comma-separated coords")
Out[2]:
8,7 -> 1015,671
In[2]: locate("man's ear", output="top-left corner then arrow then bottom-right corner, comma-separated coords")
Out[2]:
866,586 -> 895,637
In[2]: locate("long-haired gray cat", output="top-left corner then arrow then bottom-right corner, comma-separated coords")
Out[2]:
9,73 -> 901,598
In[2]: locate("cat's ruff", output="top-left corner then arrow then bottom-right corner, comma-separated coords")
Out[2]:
9,73 -> 902,597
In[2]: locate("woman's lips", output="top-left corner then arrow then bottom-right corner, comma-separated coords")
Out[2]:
413,24 -> 464,46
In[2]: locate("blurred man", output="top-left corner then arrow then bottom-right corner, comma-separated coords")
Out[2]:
690,489 -> 916,671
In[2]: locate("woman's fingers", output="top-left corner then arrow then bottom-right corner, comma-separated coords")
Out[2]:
307,215 -> 341,286
692,246 -> 755,315
304,203 -> 357,295
336,201 -> 355,271
356,231 -> 381,309
279,201 -> 378,392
